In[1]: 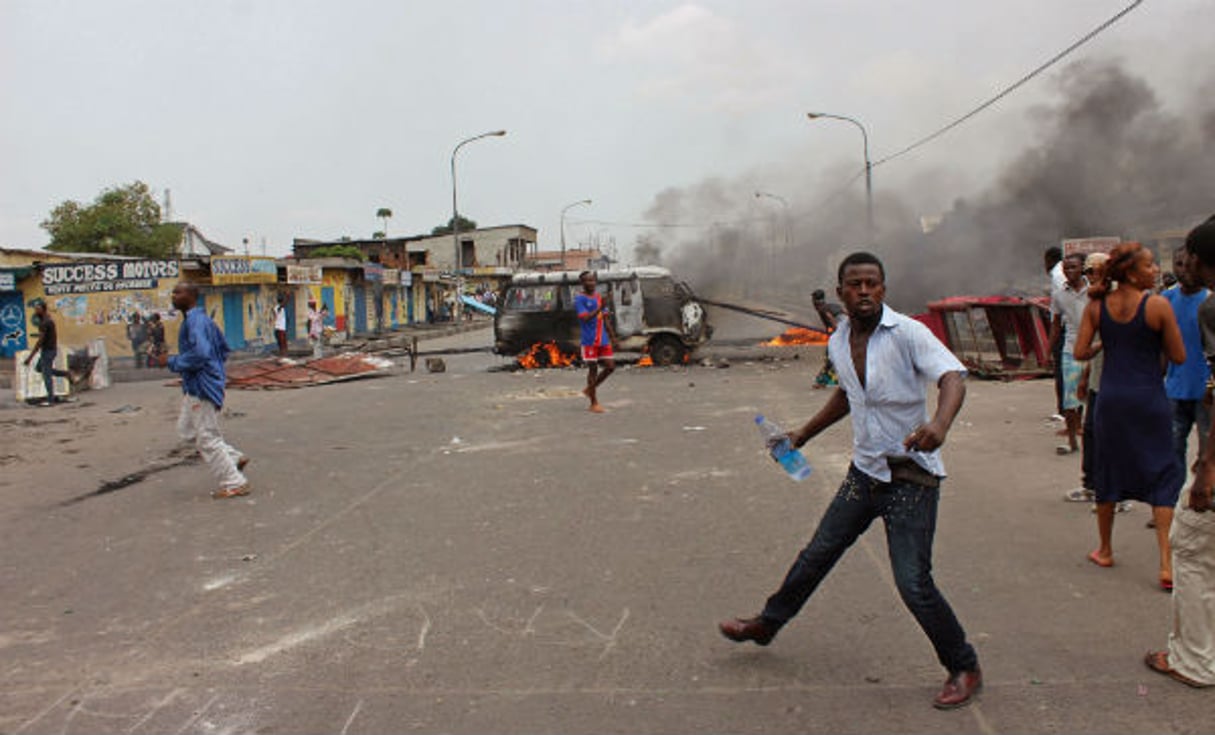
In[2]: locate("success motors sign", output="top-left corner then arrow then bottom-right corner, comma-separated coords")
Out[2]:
41,260 -> 180,295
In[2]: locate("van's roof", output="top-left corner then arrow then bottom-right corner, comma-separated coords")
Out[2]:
509,266 -> 671,286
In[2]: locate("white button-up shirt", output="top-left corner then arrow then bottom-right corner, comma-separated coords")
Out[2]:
828,305 -> 967,482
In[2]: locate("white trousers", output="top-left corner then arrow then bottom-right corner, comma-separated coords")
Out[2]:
1167,490 -> 1215,685
177,395 -> 247,491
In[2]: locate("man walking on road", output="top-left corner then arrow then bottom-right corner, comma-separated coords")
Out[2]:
23,299 -> 71,406
168,283 -> 250,499
576,271 -> 614,413
719,251 -> 982,710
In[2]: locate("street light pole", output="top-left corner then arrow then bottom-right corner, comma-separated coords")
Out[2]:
560,199 -> 592,271
807,112 -> 873,244
450,129 -> 507,320
754,191 -> 790,249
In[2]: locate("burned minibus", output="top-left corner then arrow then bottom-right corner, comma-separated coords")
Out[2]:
493,267 -> 712,365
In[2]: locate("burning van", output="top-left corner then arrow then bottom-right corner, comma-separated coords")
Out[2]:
493,267 -> 712,365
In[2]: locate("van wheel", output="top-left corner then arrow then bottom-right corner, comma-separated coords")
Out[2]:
648,335 -> 686,366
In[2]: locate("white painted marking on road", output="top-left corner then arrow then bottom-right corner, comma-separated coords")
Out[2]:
125,687 -> 184,734
12,688 -> 75,734
566,607 -> 630,660
234,597 -> 405,665
203,574 -> 238,592
523,604 -> 544,636
339,699 -> 364,735
172,693 -> 218,735
970,702 -> 998,734
416,604 -> 432,651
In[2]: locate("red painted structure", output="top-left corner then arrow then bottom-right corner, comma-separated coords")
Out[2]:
914,295 -> 1052,379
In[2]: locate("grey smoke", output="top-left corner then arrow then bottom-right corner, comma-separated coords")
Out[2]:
638,58 -> 1215,313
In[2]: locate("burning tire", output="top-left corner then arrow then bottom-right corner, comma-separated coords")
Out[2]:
647,335 -> 686,366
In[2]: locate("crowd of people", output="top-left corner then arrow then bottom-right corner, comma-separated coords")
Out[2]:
1047,220 -> 1215,690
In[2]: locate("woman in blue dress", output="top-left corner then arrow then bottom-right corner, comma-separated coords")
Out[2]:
1074,242 -> 1186,591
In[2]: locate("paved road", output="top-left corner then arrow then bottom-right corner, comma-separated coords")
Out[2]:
1,316 -> 1208,734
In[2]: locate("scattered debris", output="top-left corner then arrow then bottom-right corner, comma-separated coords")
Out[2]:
109,404 -> 141,414
425,357 -> 446,373
226,354 -> 395,390
241,553 -> 258,562
682,426 -> 707,432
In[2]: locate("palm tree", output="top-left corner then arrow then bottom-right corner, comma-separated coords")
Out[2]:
376,208 -> 392,239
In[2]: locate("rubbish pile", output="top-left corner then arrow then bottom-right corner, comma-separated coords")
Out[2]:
226,353 -> 396,390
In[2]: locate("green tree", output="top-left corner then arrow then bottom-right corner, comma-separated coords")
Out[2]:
41,181 -> 181,258
309,244 -> 365,261
430,214 -> 477,237
376,207 -> 392,238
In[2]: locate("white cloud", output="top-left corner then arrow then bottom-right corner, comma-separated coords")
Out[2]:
598,3 -> 796,112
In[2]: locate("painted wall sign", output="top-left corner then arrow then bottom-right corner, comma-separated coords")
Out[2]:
382,268 -> 400,285
40,260 -> 180,295
363,263 -> 384,282
211,256 -> 278,285
287,265 -> 323,284
0,271 -> 15,291
1062,237 -> 1120,257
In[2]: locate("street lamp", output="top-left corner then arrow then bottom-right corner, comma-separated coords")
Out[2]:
807,112 -> 873,243
754,191 -> 790,249
450,129 -> 507,319
560,199 -> 592,271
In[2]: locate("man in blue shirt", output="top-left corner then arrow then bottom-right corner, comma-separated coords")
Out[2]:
575,271 -> 614,413
168,282 -> 250,499
719,252 -> 981,710
1163,248 -> 1211,477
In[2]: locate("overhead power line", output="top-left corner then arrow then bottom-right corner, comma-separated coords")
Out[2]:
569,0 -> 1145,234
871,0 -> 1145,168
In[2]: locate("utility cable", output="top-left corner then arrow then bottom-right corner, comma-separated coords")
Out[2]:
871,0 -> 1144,168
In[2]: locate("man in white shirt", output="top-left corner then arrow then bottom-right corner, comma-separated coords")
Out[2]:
719,251 -> 981,710
1049,253 -> 1089,454
273,294 -> 288,357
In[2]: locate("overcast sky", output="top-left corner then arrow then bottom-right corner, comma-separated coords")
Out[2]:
0,0 -> 1205,259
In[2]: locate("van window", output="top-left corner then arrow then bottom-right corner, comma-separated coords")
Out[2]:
505,285 -> 562,312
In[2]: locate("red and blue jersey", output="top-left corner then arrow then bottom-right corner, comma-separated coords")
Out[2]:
575,292 -> 608,347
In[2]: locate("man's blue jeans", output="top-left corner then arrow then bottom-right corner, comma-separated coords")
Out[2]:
1171,399 -> 1210,476
761,464 -> 979,674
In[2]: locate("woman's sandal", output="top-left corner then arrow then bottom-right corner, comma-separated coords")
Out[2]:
1144,651 -> 1212,688
212,486 -> 251,500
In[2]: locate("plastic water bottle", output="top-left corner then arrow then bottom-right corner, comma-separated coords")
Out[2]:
755,414 -> 812,481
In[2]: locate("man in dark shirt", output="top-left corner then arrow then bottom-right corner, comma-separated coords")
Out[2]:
812,289 -> 843,331
23,299 -> 71,406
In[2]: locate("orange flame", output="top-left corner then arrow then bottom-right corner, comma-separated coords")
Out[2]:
637,355 -> 654,367
517,341 -> 577,369
763,327 -> 830,347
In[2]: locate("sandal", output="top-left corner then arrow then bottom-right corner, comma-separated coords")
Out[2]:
212,486 -> 251,500
1144,651 -> 1212,688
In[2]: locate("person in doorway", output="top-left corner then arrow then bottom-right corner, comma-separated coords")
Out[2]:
23,299 -> 71,406
1048,253 -> 1088,455
1074,242 -> 1185,590
575,271 -> 615,413
1144,218 -> 1215,688
273,294 -> 288,356
168,283 -> 250,500
718,251 -> 982,710
126,312 -> 148,368
307,298 -> 324,359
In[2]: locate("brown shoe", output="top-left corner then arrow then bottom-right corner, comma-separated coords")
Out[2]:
933,669 -> 982,710
718,616 -> 777,646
